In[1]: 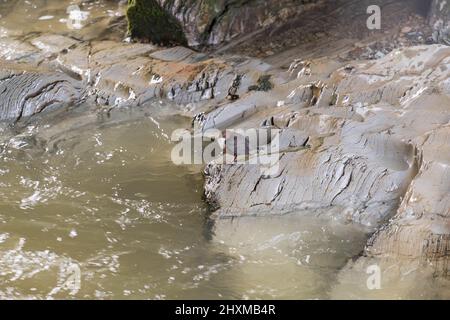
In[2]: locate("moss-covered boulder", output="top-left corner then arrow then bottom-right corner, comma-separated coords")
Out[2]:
160,0 -> 320,47
126,0 -> 187,46
128,0 -> 321,47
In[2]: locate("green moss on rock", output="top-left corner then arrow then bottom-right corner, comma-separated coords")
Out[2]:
126,0 -> 187,46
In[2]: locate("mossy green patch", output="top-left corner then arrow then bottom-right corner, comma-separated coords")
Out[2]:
126,0 -> 187,46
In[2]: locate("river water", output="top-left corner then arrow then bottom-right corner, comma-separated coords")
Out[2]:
0,102 -> 372,299
0,0 -> 446,300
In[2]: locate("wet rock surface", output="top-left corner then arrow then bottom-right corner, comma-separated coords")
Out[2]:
0,0 -> 128,42
224,0 -> 433,62
201,45 -> 450,289
129,0 -> 434,54
430,0 -> 450,44
0,64 -> 84,121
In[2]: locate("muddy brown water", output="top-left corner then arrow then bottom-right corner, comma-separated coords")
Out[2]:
0,0 -> 446,300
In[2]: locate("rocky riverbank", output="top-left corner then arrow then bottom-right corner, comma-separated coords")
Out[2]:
0,0 -> 448,297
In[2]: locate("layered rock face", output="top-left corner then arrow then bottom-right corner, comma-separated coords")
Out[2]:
202,46 -> 450,228
430,0 -> 450,43
0,32 -> 275,122
199,45 -> 450,286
